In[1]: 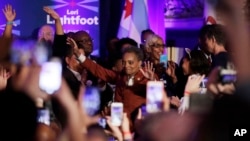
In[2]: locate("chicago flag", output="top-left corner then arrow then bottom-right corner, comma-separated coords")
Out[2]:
117,0 -> 149,44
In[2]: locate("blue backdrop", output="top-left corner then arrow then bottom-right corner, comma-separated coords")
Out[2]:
0,0 -> 100,56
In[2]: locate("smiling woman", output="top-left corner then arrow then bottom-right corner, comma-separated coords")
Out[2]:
75,45 -> 158,130
122,46 -> 144,78
145,34 -> 165,64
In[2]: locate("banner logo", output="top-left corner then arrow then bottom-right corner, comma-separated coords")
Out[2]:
47,0 -> 99,26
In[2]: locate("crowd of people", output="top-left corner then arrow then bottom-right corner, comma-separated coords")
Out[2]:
0,1 -> 250,141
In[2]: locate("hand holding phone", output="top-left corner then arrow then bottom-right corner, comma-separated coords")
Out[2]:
111,102 -> 123,126
39,58 -> 62,94
219,69 -> 237,84
82,86 -> 100,116
146,81 -> 164,113
200,78 -> 208,94
37,109 -> 50,125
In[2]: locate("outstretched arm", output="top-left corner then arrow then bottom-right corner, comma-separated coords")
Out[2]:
67,37 -> 119,83
43,6 -> 63,35
2,4 -> 16,38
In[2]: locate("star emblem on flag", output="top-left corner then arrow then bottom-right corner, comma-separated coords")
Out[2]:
124,0 -> 133,19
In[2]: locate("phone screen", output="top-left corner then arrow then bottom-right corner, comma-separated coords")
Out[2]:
39,58 -> 62,94
141,104 -> 147,117
98,118 -> 106,128
37,109 -> 50,125
146,81 -> 164,113
111,103 -> 123,126
221,74 -> 236,84
33,42 -> 49,65
11,39 -> 35,65
160,54 -> 168,68
83,87 -> 100,116
200,78 -> 208,94
220,69 -> 237,84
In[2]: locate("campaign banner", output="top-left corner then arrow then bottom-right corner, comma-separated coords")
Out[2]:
0,0 -> 100,56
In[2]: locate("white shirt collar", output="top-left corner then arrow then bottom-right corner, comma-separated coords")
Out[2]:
198,47 -> 211,60
67,66 -> 81,81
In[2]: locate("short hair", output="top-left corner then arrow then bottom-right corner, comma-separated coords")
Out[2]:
110,53 -> 122,68
185,50 -> 211,75
141,29 -> 154,36
199,24 -> 227,46
66,32 -> 75,38
145,34 -> 163,48
64,46 -> 74,58
72,30 -> 91,50
122,46 -> 144,61
38,25 -> 54,38
116,37 -> 138,52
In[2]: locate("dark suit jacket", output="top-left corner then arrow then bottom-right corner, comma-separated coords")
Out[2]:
62,67 -> 82,99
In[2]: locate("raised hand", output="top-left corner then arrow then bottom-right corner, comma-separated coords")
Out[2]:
54,81 -> 86,141
121,113 -> 132,140
106,116 -> 123,141
2,4 -> 16,22
170,96 -> 181,108
0,66 -> 10,90
43,6 -> 60,20
67,37 -> 78,49
76,87 -> 99,129
166,61 -> 177,83
178,96 -> 190,115
67,37 -> 85,57
184,74 -> 205,94
11,65 -> 48,101
140,61 -> 155,80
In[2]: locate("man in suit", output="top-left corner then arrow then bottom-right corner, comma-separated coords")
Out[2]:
63,44 -> 113,113
63,46 -> 84,98
72,31 -> 101,86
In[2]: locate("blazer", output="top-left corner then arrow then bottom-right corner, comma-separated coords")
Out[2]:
81,58 -> 158,129
63,67 -> 82,99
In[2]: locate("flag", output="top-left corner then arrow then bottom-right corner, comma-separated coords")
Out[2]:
117,0 -> 149,44
204,0 -> 222,25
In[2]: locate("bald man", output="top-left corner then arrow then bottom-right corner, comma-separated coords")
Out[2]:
38,25 -> 55,43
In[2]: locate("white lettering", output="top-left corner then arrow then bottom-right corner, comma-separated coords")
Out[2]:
46,14 -> 99,25
234,129 -> 241,136
46,15 -> 55,24
241,129 -> 247,136
234,129 -> 247,136
93,16 -> 99,25
66,9 -> 79,15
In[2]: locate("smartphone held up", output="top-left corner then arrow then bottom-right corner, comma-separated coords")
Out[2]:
82,86 -> 101,116
111,102 -> 123,126
39,58 -> 62,95
146,81 -> 164,113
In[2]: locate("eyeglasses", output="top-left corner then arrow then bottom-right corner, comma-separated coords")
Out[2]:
77,38 -> 93,44
150,43 -> 166,48
43,32 -> 54,37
